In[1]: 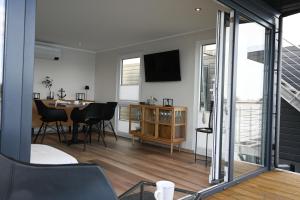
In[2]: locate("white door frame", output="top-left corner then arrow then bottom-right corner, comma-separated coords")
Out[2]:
193,39 -> 216,157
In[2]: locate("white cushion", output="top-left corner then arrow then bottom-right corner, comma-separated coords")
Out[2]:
31,144 -> 78,165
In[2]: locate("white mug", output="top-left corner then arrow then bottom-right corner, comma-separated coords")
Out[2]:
154,181 -> 175,200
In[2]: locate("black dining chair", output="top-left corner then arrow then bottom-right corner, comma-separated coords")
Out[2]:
71,103 -> 107,150
33,100 -> 68,144
195,102 -> 214,165
102,102 -> 118,141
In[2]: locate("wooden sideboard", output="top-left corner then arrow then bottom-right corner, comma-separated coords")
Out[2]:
129,104 -> 187,155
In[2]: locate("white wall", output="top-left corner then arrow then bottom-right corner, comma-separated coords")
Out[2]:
94,28 -> 216,152
33,47 -> 96,100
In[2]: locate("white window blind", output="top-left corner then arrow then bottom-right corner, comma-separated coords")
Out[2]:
121,58 -> 140,85
119,105 -> 129,121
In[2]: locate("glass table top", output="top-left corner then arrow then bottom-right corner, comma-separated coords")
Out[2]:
119,181 -> 199,200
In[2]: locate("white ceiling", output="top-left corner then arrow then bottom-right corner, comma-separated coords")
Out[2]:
36,0 -> 222,52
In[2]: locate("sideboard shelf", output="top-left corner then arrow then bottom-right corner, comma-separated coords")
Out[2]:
128,104 -> 187,155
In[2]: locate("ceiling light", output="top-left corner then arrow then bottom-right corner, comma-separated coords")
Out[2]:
195,8 -> 202,12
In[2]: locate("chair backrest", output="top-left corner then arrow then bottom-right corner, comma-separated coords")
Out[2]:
104,102 -> 118,120
87,103 -> 107,120
0,153 -> 118,200
71,103 -> 95,123
34,100 -> 48,117
35,100 -> 68,122
73,103 -> 107,123
84,103 -> 99,120
208,101 -> 214,129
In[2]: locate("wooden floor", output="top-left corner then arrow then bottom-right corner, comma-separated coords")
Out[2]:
233,161 -> 260,178
40,133 -> 210,195
206,170 -> 300,200
36,134 -> 300,199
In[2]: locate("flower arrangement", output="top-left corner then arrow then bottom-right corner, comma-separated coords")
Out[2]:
42,76 -> 53,91
42,76 -> 54,99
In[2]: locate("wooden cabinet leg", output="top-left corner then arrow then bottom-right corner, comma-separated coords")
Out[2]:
170,144 -> 173,155
132,136 -> 135,145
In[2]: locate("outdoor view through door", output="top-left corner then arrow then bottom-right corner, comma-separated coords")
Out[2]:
210,8 -> 271,184
233,16 -> 268,178
200,44 -> 216,112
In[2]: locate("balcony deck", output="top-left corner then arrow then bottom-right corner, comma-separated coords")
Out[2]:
206,170 -> 300,200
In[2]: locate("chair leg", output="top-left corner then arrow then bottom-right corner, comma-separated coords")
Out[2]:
97,122 -> 101,142
103,121 -> 106,137
97,123 -> 107,147
89,129 -> 92,144
56,122 -> 62,143
83,125 -> 92,151
109,121 -> 118,141
82,125 -> 86,133
59,122 -> 67,143
195,131 -> 198,163
205,133 -> 208,166
34,122 -> 44,143
41,123 -> 48,144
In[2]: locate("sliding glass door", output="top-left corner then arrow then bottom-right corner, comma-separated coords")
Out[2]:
210,10 -> 232,184
233,16 -> 269,178
210,7 -> 273,183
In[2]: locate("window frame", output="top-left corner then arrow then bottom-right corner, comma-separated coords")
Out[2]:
120,57 -> 141,86
199,43 -> 217,112
116,53 -> 142,136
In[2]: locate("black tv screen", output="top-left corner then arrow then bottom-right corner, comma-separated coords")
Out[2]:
144,50 -> 181,82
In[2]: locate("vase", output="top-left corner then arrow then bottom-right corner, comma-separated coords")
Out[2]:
47,91 -> 54,99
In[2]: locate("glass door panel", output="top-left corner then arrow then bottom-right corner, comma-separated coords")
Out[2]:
210,10 -> 232,184
200,44 -> 216,112
220,13 -> 231,182
233,16 -> 268,178
211,10 -> 271,183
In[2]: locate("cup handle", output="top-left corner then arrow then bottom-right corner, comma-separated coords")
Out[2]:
154,190 -> 161,200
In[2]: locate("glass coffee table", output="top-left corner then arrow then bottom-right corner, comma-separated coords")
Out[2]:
119,181 -> 199,200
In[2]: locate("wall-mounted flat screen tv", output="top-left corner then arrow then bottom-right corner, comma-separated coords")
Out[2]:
144,50 -> 181,82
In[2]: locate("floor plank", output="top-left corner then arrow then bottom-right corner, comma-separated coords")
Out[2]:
35,133 -> 300,199
206,170 -> 300,200
39,133 -> 210,195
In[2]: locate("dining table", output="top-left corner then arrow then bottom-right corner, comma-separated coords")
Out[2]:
32,99 -> 93,144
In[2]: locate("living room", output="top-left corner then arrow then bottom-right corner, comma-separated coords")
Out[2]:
31,0 -> 227,197
1,0 -> 298,199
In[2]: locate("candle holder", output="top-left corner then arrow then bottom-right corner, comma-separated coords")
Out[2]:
163,98 -> 173,107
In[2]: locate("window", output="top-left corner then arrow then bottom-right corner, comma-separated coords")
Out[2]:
121,58 -> 140,85
119,105 -> 129,121
119,57 -> 141,101
117,57 -> 141,135
200,44 -> 216,111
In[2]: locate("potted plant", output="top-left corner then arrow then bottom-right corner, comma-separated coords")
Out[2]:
42,76 -> 54,99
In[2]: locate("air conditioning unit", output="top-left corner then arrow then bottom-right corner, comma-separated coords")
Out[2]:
35,43 -> 62,61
